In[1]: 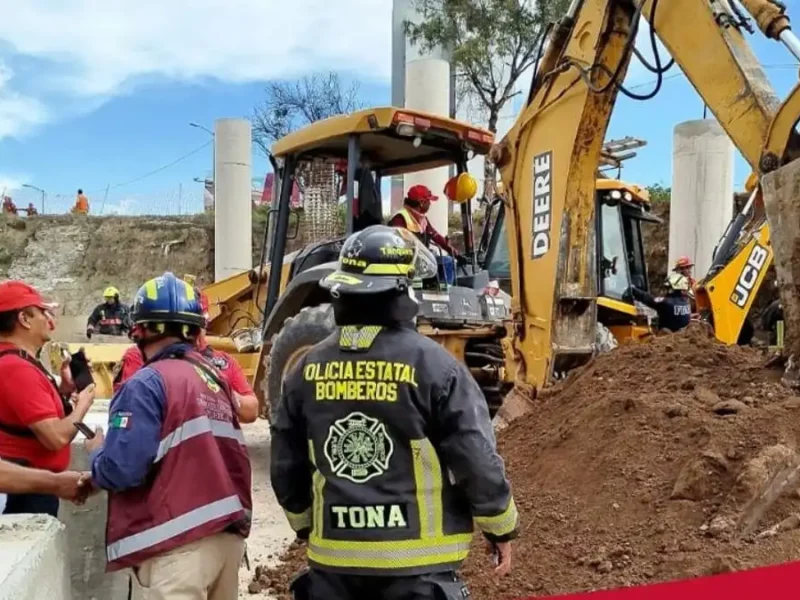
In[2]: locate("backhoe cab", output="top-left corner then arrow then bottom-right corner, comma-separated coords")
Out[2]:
257,107 -> 514,418
481,177 -> 660,346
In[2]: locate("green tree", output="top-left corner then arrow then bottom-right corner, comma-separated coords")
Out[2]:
646,183 -> 671,204
404,0 -> 569,194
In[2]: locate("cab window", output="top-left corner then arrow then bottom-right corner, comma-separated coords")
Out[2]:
599,203 -> 631,300
485,211 -> 511,280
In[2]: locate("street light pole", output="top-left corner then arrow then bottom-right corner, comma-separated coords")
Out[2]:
189,123 -> 216,202
22,184 -> 45,214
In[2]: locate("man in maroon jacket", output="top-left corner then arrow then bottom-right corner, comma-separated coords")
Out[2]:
85,272 -> 252,598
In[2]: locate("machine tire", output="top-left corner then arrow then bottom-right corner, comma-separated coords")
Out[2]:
263,304 -> 335,422
595,322 -> 619,354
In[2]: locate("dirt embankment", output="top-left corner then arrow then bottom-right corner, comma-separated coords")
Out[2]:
0,211 -> 325,316
261,325 -> 800,599
0,214 -> 216,314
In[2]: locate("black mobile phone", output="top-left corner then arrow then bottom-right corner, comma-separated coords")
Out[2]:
74,422 -> 96,439
69,349 -> 94,392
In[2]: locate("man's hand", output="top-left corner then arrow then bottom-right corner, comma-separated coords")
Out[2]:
74,383 -> 96,412
486,540 -> 513,577
50,471 -> 88,502
75,472 -> 100,502
58,352 -> 76,395
86,326 -> 94,339
85,426 -> 105,453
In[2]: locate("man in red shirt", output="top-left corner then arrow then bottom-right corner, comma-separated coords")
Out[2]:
112,345 -> 145,393
112,288 -> 259,422
195,330 -> 259,423
0,280 -> 96,516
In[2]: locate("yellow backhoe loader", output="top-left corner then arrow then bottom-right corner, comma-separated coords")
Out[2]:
172,108 -> 674,418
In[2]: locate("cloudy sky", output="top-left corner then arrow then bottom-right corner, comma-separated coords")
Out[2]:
0,0 -> 392,212
0,0 -> 799,213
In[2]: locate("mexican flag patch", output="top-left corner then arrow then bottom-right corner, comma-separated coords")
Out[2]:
110,412 -> 132,429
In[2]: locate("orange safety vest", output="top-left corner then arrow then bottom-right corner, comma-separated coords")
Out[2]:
74,195 -> 89,213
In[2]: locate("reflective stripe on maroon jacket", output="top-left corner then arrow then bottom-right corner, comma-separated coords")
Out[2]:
104,350 -> 252,571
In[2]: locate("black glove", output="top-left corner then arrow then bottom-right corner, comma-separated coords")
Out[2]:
85,329 -> 93,340
455,254 -> 468,267
289,568 -> 311,600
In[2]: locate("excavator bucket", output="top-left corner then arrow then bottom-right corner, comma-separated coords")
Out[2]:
761,159 -> 800,385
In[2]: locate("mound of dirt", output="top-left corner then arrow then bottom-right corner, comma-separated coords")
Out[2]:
261,324 -> 800,599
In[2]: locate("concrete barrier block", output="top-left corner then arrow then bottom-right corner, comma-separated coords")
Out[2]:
0,513 -> 71,600
60,401 -> 130,599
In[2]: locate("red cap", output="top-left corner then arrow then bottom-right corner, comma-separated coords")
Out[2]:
407,184 -> 438,203
0,281 -> 56,313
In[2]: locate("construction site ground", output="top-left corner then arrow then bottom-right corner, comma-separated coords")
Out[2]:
259,324 -> 800,599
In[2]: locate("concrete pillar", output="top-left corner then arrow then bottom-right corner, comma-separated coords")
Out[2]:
404,54 -> 451,236
214,118 -> 252,281
393,0 -> 452,235
391,0 -> 410,218
669,119 -> 735,280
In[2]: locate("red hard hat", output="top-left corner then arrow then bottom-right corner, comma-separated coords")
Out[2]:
407,184 -> 438,203
674,256 -> 694,269
0,281 -> 56,313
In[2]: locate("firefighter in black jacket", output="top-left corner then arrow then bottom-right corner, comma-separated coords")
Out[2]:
271,225 -> 519,600
628,273 -> 692,333
86,286 -> 131,338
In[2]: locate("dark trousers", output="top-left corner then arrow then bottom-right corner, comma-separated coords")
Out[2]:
0,457 -> 59,518
3,492 -> 59,517
305,569 -> 469,600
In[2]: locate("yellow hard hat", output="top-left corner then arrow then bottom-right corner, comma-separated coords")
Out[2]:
443,173 -> 478,204
667,273 -> 690,292
103,286 -> 120,298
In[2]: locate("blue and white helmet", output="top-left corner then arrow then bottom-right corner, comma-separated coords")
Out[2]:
131,272 -> 205,328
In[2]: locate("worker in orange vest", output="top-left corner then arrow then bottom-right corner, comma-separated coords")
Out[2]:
71,189 -> 89,214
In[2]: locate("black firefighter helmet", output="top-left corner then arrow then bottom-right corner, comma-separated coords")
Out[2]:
319,225 -> 437,295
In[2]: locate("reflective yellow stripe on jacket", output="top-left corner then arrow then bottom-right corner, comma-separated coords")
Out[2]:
284,507 -> 312,532
307,437 -> 472,570
474,497 -> 519,538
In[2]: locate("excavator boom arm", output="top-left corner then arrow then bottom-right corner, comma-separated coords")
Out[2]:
497,0 -> 800,391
